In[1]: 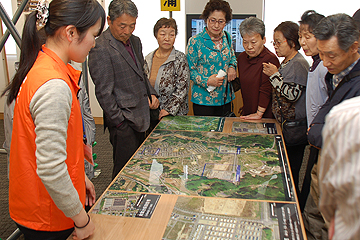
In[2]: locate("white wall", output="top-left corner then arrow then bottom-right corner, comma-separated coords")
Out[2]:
263,0 -> 357,62
103,0 -> 186,56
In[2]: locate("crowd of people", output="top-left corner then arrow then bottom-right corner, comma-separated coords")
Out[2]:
2,0 -> 360,239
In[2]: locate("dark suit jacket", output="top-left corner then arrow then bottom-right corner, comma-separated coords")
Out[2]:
308,60 -> 360,148
88,28 -> 156,132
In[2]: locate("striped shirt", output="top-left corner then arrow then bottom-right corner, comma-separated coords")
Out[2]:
319,96 -> 360,240
332,58 -> 359,89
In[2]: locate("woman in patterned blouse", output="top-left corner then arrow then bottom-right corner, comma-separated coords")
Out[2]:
144,18 -> 190,121
186,0 -> 237,117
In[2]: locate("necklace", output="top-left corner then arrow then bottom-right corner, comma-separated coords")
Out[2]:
283,51 -> 298,64
206,28 -> 223,42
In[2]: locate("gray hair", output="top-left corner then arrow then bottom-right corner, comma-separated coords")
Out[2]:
313,13 -> 360,52
239,17 -> 265,39
108,0 -> 138,21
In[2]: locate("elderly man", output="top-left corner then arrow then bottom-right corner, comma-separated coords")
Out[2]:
354,8 -> 360,52
308,14 -> 360,150
89,0 -> 159,179
304,13 -> 360,240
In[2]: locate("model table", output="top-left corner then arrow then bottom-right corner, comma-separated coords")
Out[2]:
80,116 -> 306,240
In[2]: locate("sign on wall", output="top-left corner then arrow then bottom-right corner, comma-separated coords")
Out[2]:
161,0 -> 180,11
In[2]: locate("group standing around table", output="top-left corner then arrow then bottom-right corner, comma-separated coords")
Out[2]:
3,0 -> 360,239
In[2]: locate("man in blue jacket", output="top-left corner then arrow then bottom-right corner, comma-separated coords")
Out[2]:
304,13 -> 360,240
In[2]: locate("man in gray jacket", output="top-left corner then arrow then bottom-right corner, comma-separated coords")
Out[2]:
88,0 -> 158,179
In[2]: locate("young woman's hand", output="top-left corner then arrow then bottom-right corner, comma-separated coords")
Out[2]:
71,209 -> 95,239
85,175 -> 95,207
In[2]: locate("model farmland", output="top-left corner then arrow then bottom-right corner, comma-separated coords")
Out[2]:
156,115 -> 224,132
110,130 -> 293,201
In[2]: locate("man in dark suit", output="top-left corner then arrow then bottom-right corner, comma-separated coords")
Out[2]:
303,13 -> 360,240
88,0 -> 159,179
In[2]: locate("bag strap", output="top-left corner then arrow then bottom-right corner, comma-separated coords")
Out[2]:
224,31 -> 235,74
274,90 -> 284,123
225,31 -> 231,46
274,88 -> 294,125
223,31 -> 234,111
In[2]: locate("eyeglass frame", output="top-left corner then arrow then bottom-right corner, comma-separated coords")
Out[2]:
207,17 -> 226,25
271,40 -> 287,47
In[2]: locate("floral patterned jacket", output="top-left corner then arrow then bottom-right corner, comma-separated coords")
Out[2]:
186,28 -> 237,106
144,48 -> 190,116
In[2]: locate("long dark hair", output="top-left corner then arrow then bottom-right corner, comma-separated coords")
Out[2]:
2,0 -> 105,104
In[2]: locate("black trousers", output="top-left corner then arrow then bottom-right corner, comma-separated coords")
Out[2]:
286,143 -> 307,200
108,121 -> 145,179
299,146 -> 319,212
193,102 -> 231,117
16,223 -> 73,240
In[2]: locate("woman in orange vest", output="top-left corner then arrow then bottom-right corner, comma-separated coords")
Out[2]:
2,0 -> 105,239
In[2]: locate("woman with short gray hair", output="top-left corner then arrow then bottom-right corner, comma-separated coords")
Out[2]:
239,16 -> 265,39
237,17 -> 280,120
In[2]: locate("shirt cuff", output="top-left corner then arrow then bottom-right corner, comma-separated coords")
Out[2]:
270,71 -> 280,79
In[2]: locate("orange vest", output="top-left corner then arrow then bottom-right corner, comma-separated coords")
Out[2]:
9,46 -> 85,231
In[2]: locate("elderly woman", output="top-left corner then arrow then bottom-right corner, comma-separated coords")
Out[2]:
298,10 -> 327,211
237,17 -> 280,120
144,18 -> 190,120
299,10 -> 327,128
263,21 -> 309,197
186,0 -> 237,117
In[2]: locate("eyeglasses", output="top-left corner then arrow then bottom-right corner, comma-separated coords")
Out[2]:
208,18 -> 226,25
271,40 -> 287,47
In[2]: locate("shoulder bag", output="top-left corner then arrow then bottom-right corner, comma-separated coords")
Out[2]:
224,32 -> 241,92
275,91 -> 307,146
